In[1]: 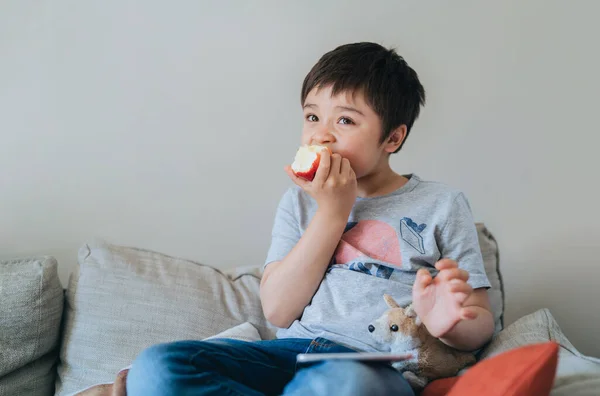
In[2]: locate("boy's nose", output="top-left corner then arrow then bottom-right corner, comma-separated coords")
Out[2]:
312,128 -> 335,145
368,324 -> 375,333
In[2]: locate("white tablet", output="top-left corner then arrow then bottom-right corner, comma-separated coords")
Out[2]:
296,352 -> 412,364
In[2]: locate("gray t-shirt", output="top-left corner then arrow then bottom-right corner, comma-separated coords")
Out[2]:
264,174 -> 491,352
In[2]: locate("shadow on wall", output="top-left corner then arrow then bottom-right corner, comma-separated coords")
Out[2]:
502,231 -> 597,356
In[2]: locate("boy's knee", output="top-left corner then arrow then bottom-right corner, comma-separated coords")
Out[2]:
131,342 -> 175,373
322,361 -> 397,394
126,342 -> 185,395
287,360 -> 414,396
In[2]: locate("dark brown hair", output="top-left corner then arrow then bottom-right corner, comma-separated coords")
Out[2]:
301,42 -> 426,153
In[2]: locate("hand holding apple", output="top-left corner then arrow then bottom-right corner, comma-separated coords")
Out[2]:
285,145 -> 357,220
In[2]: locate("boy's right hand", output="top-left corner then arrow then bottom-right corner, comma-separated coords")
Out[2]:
285,149 -> 357,219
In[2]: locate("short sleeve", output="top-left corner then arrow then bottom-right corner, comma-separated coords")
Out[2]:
439,193 -> 491,289
264,188 -> 301,268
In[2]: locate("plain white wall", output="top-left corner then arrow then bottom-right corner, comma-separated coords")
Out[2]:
2,1 -> 599,355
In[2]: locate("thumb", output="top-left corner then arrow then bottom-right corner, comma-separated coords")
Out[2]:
415,269 -> 433,289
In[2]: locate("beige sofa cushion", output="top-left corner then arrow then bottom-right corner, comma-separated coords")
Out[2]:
475,223 -> 504,332
479,308 -> 600,395
71,321 -> 264,395
204,321 -> 262,342
0,257 -> 64,396
55,240 -> 275,396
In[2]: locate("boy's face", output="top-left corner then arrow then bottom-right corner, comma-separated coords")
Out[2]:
301,85 -> 392,179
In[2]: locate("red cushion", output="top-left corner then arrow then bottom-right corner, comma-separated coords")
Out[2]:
422,342 -> 559,396
422,377 -> 459,396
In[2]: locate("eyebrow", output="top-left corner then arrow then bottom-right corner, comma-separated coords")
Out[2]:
303,103 -> 365,116
335,106 -> 364,116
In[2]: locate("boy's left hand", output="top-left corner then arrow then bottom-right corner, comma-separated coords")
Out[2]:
412,259 -> 478,338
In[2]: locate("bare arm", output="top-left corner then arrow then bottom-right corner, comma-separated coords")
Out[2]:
439,289 -> 495,351
260,209 -> 347,328
260,150 -> 357,328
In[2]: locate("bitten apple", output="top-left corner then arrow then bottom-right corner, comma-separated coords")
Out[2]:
291,145 -> 331,181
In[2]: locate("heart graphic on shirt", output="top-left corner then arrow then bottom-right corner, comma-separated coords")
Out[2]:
333,220 -> 403,267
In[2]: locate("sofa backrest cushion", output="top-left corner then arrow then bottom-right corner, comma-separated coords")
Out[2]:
55,240 -> 275,396
0,257 -> 63,396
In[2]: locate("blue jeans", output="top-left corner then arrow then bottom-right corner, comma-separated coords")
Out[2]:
126,337 -> 415,396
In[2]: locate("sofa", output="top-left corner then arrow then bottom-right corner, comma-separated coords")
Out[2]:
1,224 -> 599,396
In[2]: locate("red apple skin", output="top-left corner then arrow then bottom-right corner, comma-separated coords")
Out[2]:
292,146 -> 331,181
294,156 -> 320,181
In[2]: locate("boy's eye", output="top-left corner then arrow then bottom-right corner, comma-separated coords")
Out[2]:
338,117 -> 354,125
306,114 -> 319,122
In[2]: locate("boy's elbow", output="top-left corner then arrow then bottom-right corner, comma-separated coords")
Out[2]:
261,298 -> 295,328
260,292 -> 293,329
440,308 -> 495,351
263,308 -> 294,329
467,309 -> 496,351
482,310 -> 496,343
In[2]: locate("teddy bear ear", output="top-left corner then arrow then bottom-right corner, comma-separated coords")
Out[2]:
404,304 -> 422,326
383,294 -> 400,308
404,304 -> 417,317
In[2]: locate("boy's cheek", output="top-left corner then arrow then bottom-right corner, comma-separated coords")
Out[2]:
332,145 -> 352,159
336,149 -> 362,170
349,156 -> 379,179
346,156 -> 366,176
300,125 -> 317,144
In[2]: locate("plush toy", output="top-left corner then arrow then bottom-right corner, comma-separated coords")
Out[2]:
368,294 -> 477,389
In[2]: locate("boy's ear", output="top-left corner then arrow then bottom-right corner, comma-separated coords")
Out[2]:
383,125 -> 407,154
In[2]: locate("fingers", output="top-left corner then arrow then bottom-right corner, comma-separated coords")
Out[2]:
415,269 -> 433,289
449,279 -> 472,304
348,166 -> 356,180
449,279 -> 473,295
329,153 -> 342,175
340,158 -> 352,176
435,259 -> 458,271
438,267 -> 469,282
312,148 -> 331,184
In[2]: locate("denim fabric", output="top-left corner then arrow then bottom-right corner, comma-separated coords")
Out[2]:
126,337 -> 414,396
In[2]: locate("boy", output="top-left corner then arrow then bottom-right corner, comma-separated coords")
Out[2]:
127,42 -> 495,396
